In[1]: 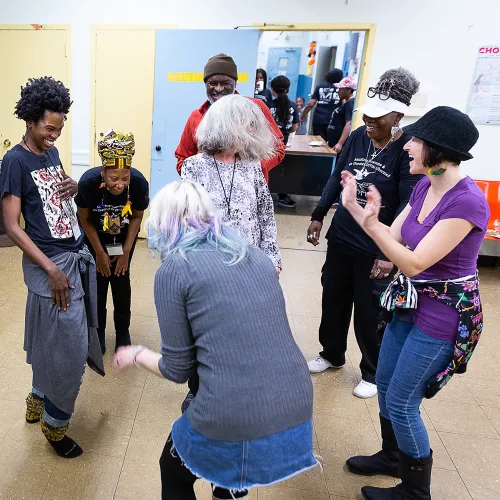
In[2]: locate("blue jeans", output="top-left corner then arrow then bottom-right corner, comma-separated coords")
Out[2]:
376,317 -> 454,459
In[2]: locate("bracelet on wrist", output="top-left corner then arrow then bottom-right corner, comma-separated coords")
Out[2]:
131,345 -> 146,366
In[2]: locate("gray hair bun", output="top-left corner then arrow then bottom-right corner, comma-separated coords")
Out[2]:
376,67 -> 420,106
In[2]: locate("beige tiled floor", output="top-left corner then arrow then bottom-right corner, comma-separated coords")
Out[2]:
1,198 -> 500,499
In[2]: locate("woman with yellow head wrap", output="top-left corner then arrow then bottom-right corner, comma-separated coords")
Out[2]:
76,130 -> 150,354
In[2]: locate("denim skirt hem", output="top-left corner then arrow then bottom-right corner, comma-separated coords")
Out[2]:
171,412 -> 317,491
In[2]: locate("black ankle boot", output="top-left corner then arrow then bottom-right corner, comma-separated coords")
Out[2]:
361,450 -> 433,500
347,415 -> 400,478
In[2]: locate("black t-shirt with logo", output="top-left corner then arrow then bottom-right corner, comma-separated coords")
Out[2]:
268,99 -> 299,144
312,127 -> 423,257
327,98 -> 355,147
0,145 -> 83,257
254,88 -> 273,107
311,83 -> 341,124
75,167 -> 149,247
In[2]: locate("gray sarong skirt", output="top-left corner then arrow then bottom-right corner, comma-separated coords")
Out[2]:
23,247 -> 105,415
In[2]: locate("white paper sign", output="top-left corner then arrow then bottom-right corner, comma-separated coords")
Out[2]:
466,45 -> 500,125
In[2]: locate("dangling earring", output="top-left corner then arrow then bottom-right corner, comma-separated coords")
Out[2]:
391,125 -> 400,140
99,174 -> 106,189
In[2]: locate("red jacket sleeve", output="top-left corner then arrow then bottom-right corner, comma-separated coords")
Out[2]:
175,113 -> 200,175
251,98 -> 285,181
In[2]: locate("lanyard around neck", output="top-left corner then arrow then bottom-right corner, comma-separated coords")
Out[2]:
212,155 -> 237,218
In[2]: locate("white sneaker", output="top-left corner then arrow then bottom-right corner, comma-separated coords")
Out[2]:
353,380 -> 378,399
307,355 -> 344,373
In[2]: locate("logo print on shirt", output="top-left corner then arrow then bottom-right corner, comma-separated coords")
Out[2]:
31,166 -> 74,240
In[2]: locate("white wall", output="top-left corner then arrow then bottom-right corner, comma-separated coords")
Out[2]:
3,0 -> 500,180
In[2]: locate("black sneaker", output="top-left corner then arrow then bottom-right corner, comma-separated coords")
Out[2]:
212,487 -> 248,499
277,194 -> 296,208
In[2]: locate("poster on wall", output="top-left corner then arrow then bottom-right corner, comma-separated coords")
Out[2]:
466,45 -> 500,125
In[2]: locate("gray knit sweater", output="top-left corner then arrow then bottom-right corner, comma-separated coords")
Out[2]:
155,242 -> 313,441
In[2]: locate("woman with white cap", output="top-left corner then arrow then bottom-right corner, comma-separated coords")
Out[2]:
306,68 -> 422,399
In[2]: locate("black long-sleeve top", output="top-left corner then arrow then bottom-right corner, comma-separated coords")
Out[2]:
311,126 -> 423,259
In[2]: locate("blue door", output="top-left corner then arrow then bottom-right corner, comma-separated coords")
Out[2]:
150,29 -> 259,199
266,47 -> 302,101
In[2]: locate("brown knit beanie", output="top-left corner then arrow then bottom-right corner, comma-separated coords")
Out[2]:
203,54 -> 238,82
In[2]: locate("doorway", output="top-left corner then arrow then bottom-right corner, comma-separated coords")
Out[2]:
0,25 -> 71,169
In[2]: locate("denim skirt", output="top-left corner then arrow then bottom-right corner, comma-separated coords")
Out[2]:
171,412 -> 318,491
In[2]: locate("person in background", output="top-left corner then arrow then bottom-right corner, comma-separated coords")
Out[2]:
269,75 -> 300,208
254,68 -> 273,106
181,94 -> 281,271
0,76 -> 104,459
295,96 -> 308,135
76,131 -> 149,355
306,68 -> 421,399
300,68 -> 343,140
175,54 -> 285,182
113,180 -> 316,500
342,106 -> 488,500
296,96 -> 305,112
327,76 -> 357,153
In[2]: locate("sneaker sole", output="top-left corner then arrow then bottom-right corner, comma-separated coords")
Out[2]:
352,390 -> 378,399
309,364 -> 345,374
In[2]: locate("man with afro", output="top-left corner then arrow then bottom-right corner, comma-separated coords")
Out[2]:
0,76 -> 104,458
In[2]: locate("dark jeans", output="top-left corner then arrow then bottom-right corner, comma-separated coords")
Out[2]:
319,242 -> 387,383
44,397 -> 72,426
312,123 -> 329,141
88,241 -> 136,347
159,435 -> 248,500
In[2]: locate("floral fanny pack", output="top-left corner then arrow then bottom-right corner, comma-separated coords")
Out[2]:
380,273 -> 483,398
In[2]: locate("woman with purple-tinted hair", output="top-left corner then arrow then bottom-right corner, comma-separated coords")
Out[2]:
113,180 -> 315,500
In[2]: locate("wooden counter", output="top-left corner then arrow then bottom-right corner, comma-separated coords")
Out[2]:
285,135 -> 337,157
269,135 -> 337,197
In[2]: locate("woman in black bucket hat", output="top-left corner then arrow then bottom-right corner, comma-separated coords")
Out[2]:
341,106 -> 489,499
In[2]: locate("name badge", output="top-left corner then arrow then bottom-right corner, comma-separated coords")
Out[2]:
106,244 -> 124,256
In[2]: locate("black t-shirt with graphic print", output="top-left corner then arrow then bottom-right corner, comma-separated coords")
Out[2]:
0,145 -> 83,258
327,98 -> 355,147
254,88 -> 273,107
268,99 -> 299,145
312,126 -> 423,257
311,83 -> 341,124
75,167 -> 149,247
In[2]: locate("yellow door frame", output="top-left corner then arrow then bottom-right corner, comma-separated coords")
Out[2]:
0,24 -> 72,172
89,24 -> 176,170
256,22 -> 376,129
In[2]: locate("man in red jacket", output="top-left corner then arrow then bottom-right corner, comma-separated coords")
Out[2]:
175,53 -> 285,183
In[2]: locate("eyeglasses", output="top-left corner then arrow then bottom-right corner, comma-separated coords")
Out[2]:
367,87 -> 391,101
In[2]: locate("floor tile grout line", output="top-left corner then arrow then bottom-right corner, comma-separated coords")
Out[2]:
435,430 -> 474,499
112,373 -> 148,499
478,404 -> 500,438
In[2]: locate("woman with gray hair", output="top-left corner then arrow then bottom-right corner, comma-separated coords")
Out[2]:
113,180 -> 316,499
306,68 -> 423,399
181,93 -> 281,271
